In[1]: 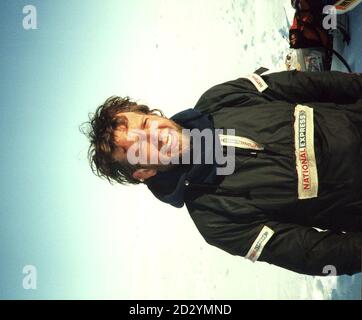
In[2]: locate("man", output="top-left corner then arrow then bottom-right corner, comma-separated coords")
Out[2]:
84,69 -> 362,276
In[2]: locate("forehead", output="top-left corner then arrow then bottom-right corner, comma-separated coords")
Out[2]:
112,112 -> 143,153
112,129 -> 128,161
112,145 -> 126,162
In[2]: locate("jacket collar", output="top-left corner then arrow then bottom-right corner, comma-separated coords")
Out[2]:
145,108 -> 220,208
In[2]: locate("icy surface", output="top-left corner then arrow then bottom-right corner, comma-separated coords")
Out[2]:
129,0 -> 361,300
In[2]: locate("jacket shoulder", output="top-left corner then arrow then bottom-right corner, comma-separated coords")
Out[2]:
194,77 -> 267,114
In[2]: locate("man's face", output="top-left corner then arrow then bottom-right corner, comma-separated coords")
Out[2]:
113,112 -> 189,168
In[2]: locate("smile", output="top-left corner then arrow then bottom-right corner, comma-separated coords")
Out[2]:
159,129 -> 177,151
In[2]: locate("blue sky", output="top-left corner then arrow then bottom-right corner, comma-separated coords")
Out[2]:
0,0 -> 144,299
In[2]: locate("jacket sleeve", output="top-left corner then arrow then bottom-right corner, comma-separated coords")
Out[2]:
260,70 -> 362,104
187,203 -> 362,276
194,70 -> 362,114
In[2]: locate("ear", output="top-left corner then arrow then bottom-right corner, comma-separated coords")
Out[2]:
132,168 -> 157,182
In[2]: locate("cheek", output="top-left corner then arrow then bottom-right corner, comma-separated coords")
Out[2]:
139,142 -> 160,163
152,116 -> 173,129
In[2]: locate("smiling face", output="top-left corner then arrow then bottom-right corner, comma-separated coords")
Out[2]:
112,112 -> 190,180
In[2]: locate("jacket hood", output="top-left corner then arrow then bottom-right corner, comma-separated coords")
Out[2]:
145,108 -> 221,208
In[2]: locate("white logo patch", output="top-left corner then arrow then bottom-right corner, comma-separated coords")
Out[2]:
245,226 -> 274,262
245,73 -> 269,93
294,104 -> 318,199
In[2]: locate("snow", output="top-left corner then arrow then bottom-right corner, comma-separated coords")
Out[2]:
127,0 -> 361,300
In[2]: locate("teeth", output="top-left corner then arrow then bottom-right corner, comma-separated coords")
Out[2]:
158,130 -> 171,147
166,134 -> 172,148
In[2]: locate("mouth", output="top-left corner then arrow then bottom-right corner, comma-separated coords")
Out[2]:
166,133 -> 172,149
159,129 -> 178,152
